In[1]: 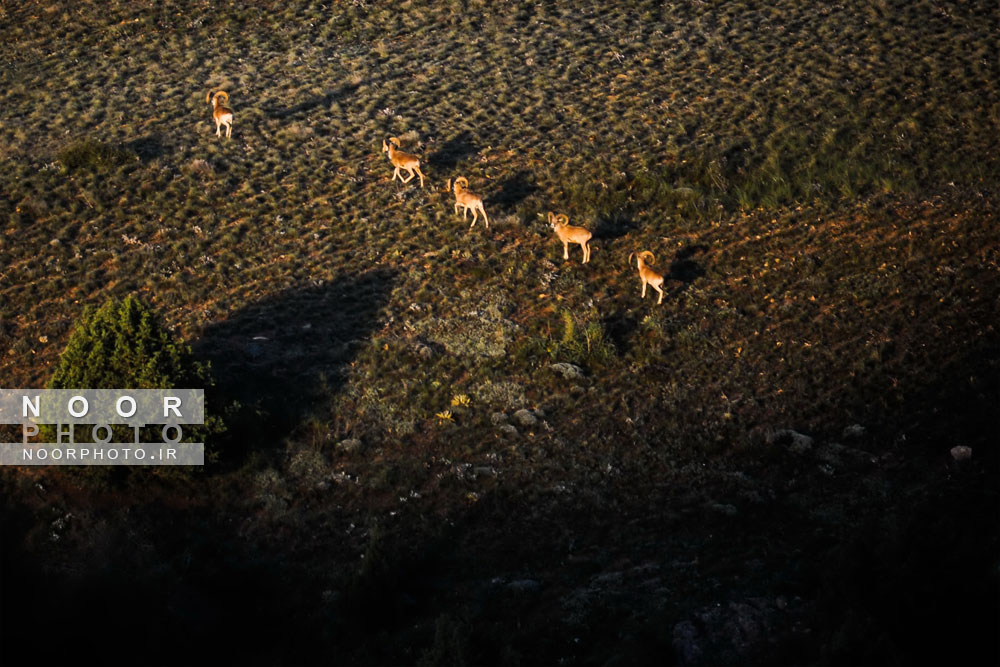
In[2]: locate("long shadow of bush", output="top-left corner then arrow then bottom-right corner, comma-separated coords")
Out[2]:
195,269 -> 396,465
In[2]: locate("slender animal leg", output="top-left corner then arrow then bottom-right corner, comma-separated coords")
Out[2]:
641,280 -> 647,298
392,167 -> 401,182
470,209 -> 478,228
582,242 -> 590,263
654,284 -> 664,304
563,243 -> 570,260
414,166 -> 425,188
226,121 -> 232,138
481,207 -> 489,229
401,169 -> 414,183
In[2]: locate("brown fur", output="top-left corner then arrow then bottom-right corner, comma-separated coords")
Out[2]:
207,91 -> 233,138
549,212 -> 592,263
448,177 -> 489,228
382,136 -> 425,188
629,250 -> 665,304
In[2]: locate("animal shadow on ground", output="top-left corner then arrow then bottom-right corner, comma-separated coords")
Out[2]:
427,130 -> 478,171
592,212 -> 638,242
669,244 -> 708,288
125,135 -> 165,163
265,82 -> 362,119
602,311 -> 640,351
490,170 -> 539,212
194,269 -> 395,461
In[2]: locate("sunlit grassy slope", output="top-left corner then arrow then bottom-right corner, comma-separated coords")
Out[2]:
1,1 -> 998,665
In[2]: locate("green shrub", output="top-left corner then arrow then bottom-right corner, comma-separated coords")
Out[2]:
49,295 -> 209,391
57,137 -> 135,173
543,308 -> 617,367
46,296 -> 224,472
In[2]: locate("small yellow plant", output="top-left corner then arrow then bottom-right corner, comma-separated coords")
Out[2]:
435,410 -> 454,422
450,393 -> 471,407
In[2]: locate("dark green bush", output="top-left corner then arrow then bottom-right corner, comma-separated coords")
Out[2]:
46,296 -> 224,471
57,137 -> 135,173
49,295 -> 209,391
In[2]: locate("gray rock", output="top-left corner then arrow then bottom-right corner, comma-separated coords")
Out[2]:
499,424 -> 519,438
490,412 -> 509,425
707,503 -> 738,517
816,443 -> 846,466
673,598 -> 786,666
512,408 -> 538,427
673,620 -> 703,665
770,429 -> 814,453
842,424 -> 867,439
950,445 -> 972,461
337,438 -> 363,453
506,579 -> 541,593
550,362 -> 586,381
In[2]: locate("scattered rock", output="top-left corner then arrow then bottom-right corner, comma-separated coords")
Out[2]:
950,445 -> 972,462
816,442 -> 846,466
673,598 -> 803,666
550,362 -> 586,381
506,579 -> 541,594
490,412 -> 508,425
499,424 -> 519,438
707,502 -> 738,517
512,408 -> 538,427
770,429 -> 814,453
451,463 -> 473,479
337,438 -> 364,453
842,424 -> 867,439
673,621 -> 703,665
569,385 -> 586,397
